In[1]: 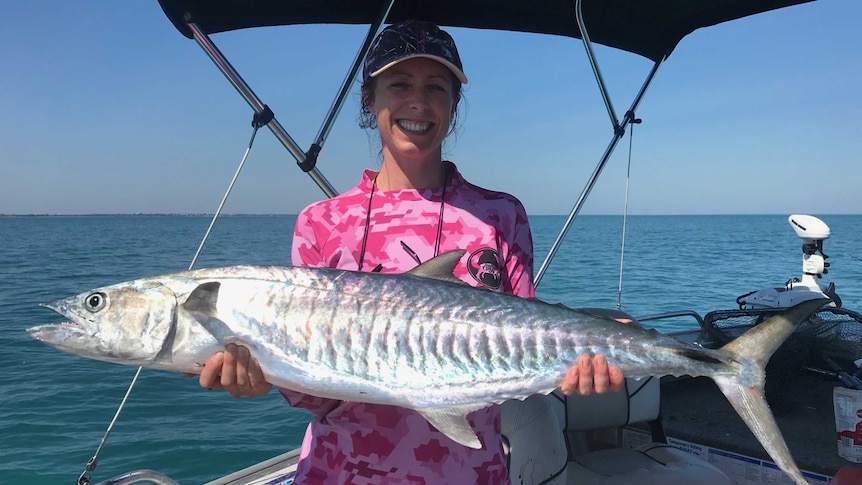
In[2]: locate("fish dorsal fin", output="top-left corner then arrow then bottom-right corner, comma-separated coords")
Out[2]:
417,405 -> 485,449
407,249 -> 467,285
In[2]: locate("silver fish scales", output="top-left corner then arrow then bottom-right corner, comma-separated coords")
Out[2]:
28,250 -> 826,485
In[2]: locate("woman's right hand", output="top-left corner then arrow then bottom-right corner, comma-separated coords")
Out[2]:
198,343 -> 272,399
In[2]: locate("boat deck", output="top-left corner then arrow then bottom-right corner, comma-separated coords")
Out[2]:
652,319 -> 862,479
658,373 -> 845,477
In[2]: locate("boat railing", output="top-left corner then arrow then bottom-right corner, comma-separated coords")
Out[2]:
635,310 -> 706,328
92,469 -> 179,485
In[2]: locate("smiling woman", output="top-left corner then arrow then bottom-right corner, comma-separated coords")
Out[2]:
189,19 -> 623,485
363,56 -> 460,189
358,20 -> 466,191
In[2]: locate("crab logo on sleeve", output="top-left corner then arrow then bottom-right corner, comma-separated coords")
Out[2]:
467,248 -> 502,290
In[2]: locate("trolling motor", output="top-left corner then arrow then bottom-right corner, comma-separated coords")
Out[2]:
737,214 -> 840,309
735,217 -> 861,391
790,214 -> 832,290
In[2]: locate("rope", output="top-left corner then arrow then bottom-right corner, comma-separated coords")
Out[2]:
189,123 -> 262,270
617,112 -> 639,310
77,366 -> 142,485
77,109 -> 269,484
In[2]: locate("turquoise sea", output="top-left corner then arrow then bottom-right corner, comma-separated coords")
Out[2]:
2,214 -> 860,484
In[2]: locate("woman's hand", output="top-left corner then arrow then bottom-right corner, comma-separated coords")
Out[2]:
559,354 -> 624,396
194,344 -> 272,399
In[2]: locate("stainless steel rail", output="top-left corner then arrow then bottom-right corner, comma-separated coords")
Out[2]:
187,22 -> 337,198
93,470 -> 179,485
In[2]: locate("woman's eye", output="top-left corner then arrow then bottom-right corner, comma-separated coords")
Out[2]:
426,82 -> 451,94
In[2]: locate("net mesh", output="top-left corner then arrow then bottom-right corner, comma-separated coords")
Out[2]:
704,307 -> 862,367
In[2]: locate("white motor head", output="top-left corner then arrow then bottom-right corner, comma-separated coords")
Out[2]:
788,214 -> 830,244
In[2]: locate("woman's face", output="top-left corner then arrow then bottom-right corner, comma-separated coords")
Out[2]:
368,57 -> 460,164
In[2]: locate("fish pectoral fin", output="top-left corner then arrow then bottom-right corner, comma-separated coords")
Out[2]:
190,314 -> 236,344
183,281 -> 275,372
183,282 -> 221,315
418,406 -> 484,449
180,282 -> 240,343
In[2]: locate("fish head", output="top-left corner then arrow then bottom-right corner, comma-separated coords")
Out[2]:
29,281 -> 178,364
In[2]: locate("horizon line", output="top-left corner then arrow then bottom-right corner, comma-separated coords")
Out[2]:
2,212 -> 858,218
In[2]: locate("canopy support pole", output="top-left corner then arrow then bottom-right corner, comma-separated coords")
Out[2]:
306,0 -> 397,170
575,0 -> 620,133
534,2 -> 664,287
187,22 -> 338,198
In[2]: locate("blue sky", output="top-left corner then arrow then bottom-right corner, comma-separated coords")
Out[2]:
1,1 -> 859,216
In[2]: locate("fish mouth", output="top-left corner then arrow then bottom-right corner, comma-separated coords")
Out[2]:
28,299 -> 95,347
40,298 -> 72,318
39,298 -> 95,328
27,320 -> 132,365
27,321 -> 91,349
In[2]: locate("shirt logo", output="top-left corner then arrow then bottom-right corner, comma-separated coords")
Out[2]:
467,248 -> 502,290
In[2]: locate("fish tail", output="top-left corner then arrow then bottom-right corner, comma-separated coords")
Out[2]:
712,298 -> 828,485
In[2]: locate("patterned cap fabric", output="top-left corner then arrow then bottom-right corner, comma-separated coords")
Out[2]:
363,20 -> 468,84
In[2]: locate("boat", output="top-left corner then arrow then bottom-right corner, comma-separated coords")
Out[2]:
81,1 -> 862,484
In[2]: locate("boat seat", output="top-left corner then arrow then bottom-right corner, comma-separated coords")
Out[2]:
501,308 -> 732,485
565,444 -> 732,485
502,393 -> 568,484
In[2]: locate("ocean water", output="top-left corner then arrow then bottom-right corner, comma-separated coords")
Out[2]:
1,214 -> 860,484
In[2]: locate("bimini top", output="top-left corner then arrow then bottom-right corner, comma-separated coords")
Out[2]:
157,0 -> 813,62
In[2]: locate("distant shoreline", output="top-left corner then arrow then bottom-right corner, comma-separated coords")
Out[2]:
0,213 -> 298,218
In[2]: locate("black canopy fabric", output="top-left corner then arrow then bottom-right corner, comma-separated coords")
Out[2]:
157,0 -> 812,62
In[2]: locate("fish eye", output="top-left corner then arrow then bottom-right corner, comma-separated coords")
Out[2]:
84,292 -> 107,312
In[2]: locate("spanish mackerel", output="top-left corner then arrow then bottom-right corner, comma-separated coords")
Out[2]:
28,250 -> 825,485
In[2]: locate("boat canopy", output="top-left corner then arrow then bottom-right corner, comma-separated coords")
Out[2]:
157,0 -> 812,62
152,0 -> 818,284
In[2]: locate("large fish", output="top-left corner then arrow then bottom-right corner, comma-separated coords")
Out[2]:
28,250 -> 824,485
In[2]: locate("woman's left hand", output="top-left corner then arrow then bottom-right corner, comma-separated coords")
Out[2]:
559,354 -> 624,396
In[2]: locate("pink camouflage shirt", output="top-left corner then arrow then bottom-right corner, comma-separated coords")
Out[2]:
283,161 -> 535,484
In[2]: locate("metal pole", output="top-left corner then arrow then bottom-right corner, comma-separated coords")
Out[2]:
535,60 -> 661,288
311,0 -> 396,148
575,0 -> 619,132
187,22 -> 338,198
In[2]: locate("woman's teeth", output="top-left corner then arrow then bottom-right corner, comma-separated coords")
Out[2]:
398,120 -> 431,133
